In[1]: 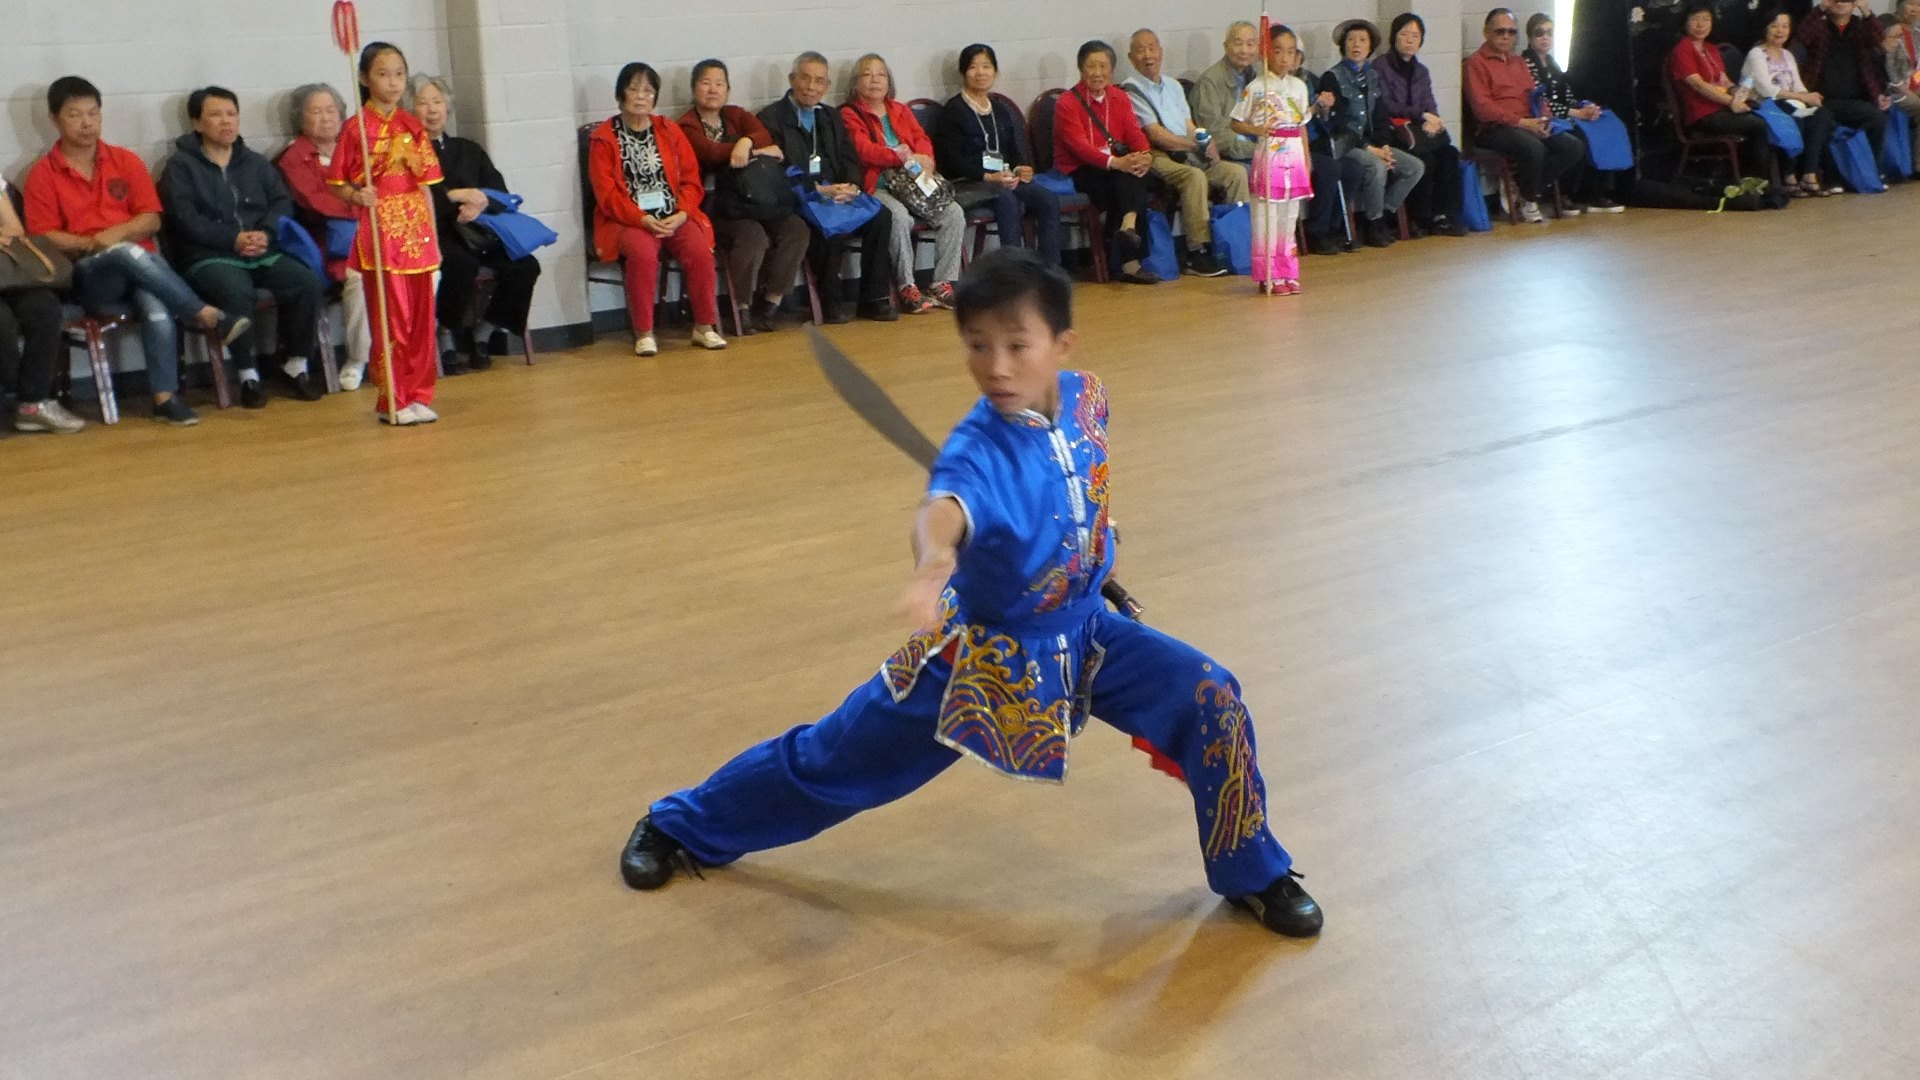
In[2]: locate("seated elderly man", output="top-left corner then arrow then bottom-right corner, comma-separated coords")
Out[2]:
25,76 -> 242,427
757,51 -> 897,322
1797,0 -> 1891,163
1191,22 -> 1348,256
410,74 -> 542,374
1123,28 -> 1246,276
159,86 -> 325,408
1465,8 -> 1586,223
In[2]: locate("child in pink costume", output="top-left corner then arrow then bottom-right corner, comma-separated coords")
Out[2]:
1231,25 -> 1315,296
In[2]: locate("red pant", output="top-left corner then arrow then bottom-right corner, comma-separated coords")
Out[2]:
361,268 -> 438,412
617,220 -> 719,333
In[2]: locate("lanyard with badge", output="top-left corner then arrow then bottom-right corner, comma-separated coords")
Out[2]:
806,107 -> 823,179
973,102 -> 1006,173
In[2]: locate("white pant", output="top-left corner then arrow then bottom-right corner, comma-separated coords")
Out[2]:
340,270 -> 371,370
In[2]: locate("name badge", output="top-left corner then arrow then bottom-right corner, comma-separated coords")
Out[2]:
807,154 -> 823,176
982,152 -> 1007,173
915,171 -> 939,197
637,190 -> 667,211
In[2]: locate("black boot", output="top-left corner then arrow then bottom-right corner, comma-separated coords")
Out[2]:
620,815 -> 701,890
1228,868 -> 1324,937
1305,231 -> 1343,256
1363,216 -> 1396,248
749,297 -> 780,334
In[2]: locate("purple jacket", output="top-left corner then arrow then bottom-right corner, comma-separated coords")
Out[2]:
1372,55 -> 1439,121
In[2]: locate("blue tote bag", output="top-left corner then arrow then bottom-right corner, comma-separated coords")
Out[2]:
1880,108 -> 1912,179
1031,170 -> 1077,197
1208,202 -> 1252,275
325,218 -> 359,260
275,217 -> 327,277
1829,126 -> 1885,192
473,188 -> 559,261
1755,100 -> 1804,157
1140,210 -> 1179,280
789,169 -> 885,238
1457,159 -> 1492,232
1573,110 -> 1634,170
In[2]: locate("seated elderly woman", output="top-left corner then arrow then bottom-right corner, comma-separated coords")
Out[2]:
1373,14 -> 1468,237
277,83 -> 372,389
675,59 -> 810,335
409,75 -> 542,374
1741,8 -> 1841,195
0,176 -> 84,433
1668,1 -> 1771,180
840,53 -> 968,313
1053,40 -> 1160,284
1522,13 -> 1627,211
588,62 -> 727,357
1320,19 -> 1425,247
934,43 -> 1063,266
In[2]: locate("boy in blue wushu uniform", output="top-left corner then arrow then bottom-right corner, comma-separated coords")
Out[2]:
621,247 -> 1322,937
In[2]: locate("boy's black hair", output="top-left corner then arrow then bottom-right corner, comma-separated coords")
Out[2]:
953,247 -> 1074,336
47,76 -> 101,116
188,86 -> 239,121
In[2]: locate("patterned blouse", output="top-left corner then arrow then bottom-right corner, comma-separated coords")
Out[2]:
615,121 -> 677,220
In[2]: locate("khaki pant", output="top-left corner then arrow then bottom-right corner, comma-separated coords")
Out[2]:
1148,151 -> 1249,246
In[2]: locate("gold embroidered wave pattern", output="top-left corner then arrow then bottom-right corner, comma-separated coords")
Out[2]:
1198,678 -> 1267,860
938,628 -> 1070,777
378,190 -> 438,263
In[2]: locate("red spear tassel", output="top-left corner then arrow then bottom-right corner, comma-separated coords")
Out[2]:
1132,736 -> 1186,782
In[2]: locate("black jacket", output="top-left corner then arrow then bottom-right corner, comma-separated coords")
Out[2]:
428,134 -> 511,234
934,94 -> 1030,182
756,94 -> 863,188
157,133 -> 295,269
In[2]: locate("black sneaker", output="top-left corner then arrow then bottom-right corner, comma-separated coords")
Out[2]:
749,298 -> 780,334
273,366 -> 324,401
1117,266 -> 1162,285
1305,231 -> 1343,256
857,300 -> 899,323
486,329 -> 511,356
1228,868 -> 1324,938
1431,215 -> 1471,237
441,350 -> 471,377
1363,217 -> 1396,248
822,302 -> 852,325
620,815 -> 702,890
1587,197 -> 1625,214
240,379 -> 269,409
152,397 -> 200,427
1184,247 -> 1230,277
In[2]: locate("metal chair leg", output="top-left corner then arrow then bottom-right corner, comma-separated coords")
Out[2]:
87,326 -> 119,425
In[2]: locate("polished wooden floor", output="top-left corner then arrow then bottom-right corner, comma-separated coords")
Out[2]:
6,193 -> 1920,1080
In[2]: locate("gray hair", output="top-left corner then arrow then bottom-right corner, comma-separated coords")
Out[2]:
791,50 -> 829,75
1225,20 -> 1258,41
406,74 -> 455,112
289,83 -> 348,133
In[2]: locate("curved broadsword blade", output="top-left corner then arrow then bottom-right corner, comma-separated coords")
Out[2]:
807,325 -> 942,470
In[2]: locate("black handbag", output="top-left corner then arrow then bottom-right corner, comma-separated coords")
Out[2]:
715,156 -> 797,222
455,220 -> 505,258
881,165 -> 956,221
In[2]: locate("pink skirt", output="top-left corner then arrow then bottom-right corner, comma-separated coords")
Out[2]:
1251,130 -> 1313,202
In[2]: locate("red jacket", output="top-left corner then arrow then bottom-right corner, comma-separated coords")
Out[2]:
1464,44 -> 1541,131
587,115 -> 708,263
276,133 -> 357,281
1051,82 -> 1149,174
675,105 -> 777,174
839,98 -> 934,193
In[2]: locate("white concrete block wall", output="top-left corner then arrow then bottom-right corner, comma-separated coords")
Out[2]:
2,0 -> 450,380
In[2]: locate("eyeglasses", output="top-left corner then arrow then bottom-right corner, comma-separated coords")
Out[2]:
1491,27 -> 1519,35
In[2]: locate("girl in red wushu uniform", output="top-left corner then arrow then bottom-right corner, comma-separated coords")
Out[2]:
329,41 -> 445,425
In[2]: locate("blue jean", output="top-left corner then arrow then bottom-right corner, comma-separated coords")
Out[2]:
651,610 -> 1295,898
69,243 -> 207,394
989,180 -> 1063,265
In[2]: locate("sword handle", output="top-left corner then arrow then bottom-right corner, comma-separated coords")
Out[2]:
1102,579 -> 1144,621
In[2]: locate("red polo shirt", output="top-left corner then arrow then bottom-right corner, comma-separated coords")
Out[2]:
23,141 -> 162,252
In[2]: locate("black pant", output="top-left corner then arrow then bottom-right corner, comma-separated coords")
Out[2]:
437,236 -> 541,335
807,203 -> 894,313
1790,106 -> 1839,177
186,256 -> 322,368
1825,96 -> 1887,159
0,287 -> 63,403
1477,126 -> 1587,201
1303,153 -> 1344,236
1406,141 -> 1464,226
1069,166 -> 1152,266
1688,111 -> 1772,178
1565,128 -> 1623,204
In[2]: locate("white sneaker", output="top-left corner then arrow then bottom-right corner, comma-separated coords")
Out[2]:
15,399 -> 86,434
1561,203 -> 1585,216
1519,201 -> 1547,224
410,403 -> 439,423
338,363 -> 366,391
690,326 -> 728,351
634,334 -> 659,357
380,403 -> 429,426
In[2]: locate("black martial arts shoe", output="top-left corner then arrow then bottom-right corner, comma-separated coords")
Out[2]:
1229,869 -> 1323,938
620,815 -> 702,890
